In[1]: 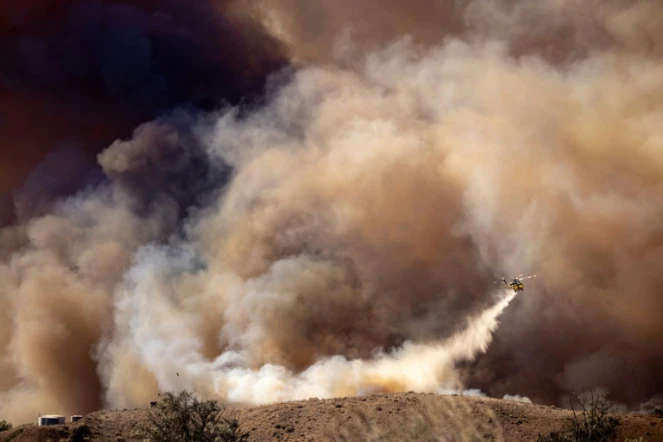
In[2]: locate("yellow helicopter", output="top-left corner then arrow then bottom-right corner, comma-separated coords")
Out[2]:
493,274 -> 537,292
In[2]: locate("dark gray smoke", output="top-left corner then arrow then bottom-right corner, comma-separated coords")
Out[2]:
0,0 -> 288,223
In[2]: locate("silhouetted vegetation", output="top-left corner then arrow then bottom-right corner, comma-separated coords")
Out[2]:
0,420 -> 12,432
138,390 -> 249,442
537,388 -> 620,442
69,424 -> 92,442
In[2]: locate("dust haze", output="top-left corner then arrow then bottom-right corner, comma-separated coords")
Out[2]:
1,0 -> 663,424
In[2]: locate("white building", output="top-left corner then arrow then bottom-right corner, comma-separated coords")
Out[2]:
38,415 -> 65,426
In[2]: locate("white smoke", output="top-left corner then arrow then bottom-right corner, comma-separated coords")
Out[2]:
108,239 -> 517,406
503,395 -> 533,404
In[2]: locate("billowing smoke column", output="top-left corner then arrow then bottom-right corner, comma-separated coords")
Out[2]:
1,0 -> 663,425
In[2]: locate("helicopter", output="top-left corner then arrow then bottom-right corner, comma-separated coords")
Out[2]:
493,274 -> 537,292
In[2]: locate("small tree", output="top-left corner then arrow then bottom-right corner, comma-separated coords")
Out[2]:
568,388 -> 619,441
538,388 -> 619,442
138,390 -> 249,442
0,420 -> 11,432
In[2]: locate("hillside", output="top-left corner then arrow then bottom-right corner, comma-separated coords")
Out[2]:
2,392 -> 662,442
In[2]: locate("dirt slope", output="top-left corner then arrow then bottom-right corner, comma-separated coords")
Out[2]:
2,392 -> 662,442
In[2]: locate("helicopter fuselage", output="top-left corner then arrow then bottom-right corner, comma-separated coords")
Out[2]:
503,278 -> 524,292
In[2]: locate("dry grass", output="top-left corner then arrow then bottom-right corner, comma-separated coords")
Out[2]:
1,392 -> 662,442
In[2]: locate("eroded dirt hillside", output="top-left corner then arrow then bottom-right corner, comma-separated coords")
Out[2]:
2,392 -> 662,442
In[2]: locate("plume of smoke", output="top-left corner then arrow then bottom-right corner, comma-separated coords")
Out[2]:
503,395 -> 532,404
111,16 -> 663,412
249,0 -> 466,64
638,395 -> 663,415
2,0 -> 663,425
104,242 -> 516,406
253,0 -> 663,64
0,113 -> 225,422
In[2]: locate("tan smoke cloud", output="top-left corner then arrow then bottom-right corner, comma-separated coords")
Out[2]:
0,187 -> 180,422
1,0 -> 663,424
103,12 -> 663,411
248,0 -> 466,64
254,0 -> 663,63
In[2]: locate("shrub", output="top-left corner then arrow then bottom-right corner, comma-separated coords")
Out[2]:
69,424 -> 92,442
138,390 -> 249,442
538,388 -> 619,442
0,420 -> 12,432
